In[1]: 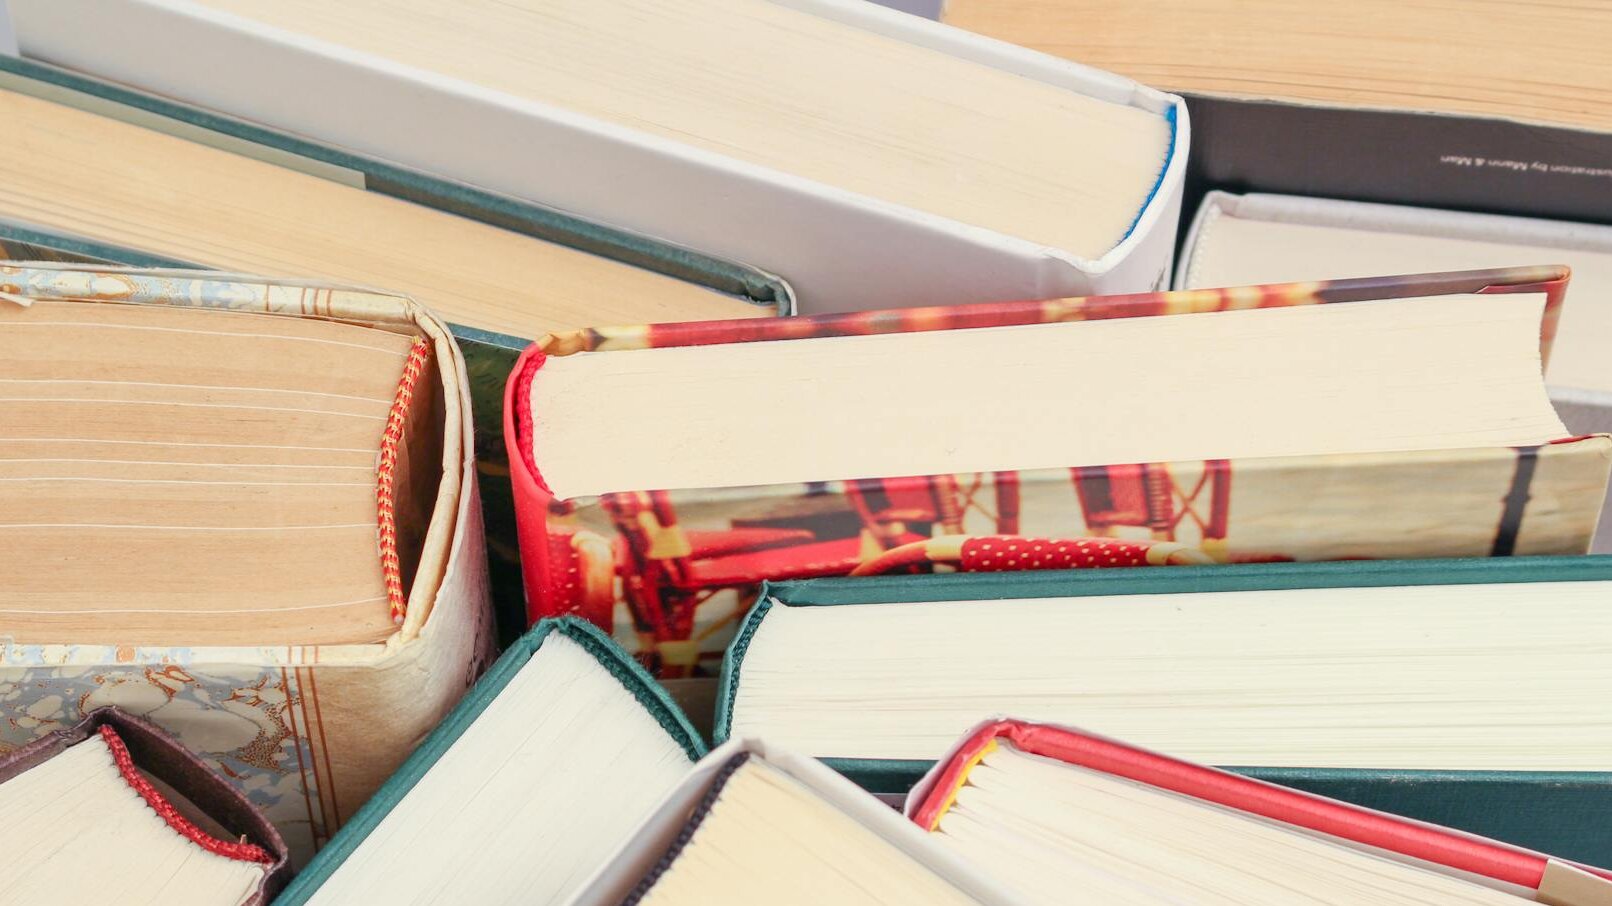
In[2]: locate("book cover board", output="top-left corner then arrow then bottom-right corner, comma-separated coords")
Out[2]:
1184,94 -> 1612,235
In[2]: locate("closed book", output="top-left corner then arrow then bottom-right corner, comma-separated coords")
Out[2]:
2,0 -> 1187,312
1177,190 -> 1612,549
0,707 -> 291,906
567,737 -> 1028,906
906,718 -> 1612,906
716,556 -> 1612,865
506,267 -> 1610,677
0,263 -> 492,863
275,618 -> 705,906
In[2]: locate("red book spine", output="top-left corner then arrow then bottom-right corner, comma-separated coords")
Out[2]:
505,345 -> 560,626
912,720 -> 1612,892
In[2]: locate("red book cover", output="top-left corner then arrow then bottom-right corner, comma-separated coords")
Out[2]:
505,267 -> 1609,676
907,718 -> 1612,904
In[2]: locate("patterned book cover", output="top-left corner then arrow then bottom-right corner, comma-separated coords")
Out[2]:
0,264 -> 494,865
506,268 -> 1611,677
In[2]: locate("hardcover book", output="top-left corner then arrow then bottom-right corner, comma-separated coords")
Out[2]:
567,738 -> 1026,906
0,707 -> 291,906
0,263 -> 493,863
276,619 -> 705,906
716,557 -> 1612,864
507,267 -> 1610,676
3,0 -> 1188,311
1176,192 -> 1612,549
906,718 -> 1612,906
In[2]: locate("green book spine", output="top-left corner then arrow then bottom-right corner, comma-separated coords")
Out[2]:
0,223 -> 190,267
274,617 -> 705,905
718,556 -> 1612,864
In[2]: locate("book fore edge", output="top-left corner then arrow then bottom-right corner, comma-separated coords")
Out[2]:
549,618 -> 708,760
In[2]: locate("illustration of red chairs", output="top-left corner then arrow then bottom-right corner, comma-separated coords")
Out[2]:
597,488 -> 904,675
569,463 -> 1277,674
1073,460 -> 1236,559
847,472 -> 1021,550
1071,460 -> 1290,562
850,464 -> 1230,575
588,476 -> 1022,675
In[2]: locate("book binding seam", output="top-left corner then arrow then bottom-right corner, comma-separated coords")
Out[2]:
98,723 -> 276,866
620,751 -> 751,906
377,337 -> 431,624
514,347 -> 551,493
549,618 -> 707,760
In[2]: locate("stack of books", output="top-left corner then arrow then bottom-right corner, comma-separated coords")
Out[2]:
3,1 -> 1611,904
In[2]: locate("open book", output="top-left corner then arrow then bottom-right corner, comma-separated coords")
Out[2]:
276,619 -> 705,906
0,264 -> 492,859
907,719 -> 1612,906
568,739 -> 1022,906
0,708 -> 290,906
507,267 -> 1610,675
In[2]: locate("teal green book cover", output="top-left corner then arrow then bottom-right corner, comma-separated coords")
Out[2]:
275,617 -> 706,904
716,557 -> 1612,865
0,54 -> 793,638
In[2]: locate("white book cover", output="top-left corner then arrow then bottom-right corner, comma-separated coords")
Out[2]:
0,0 -> 1187,314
